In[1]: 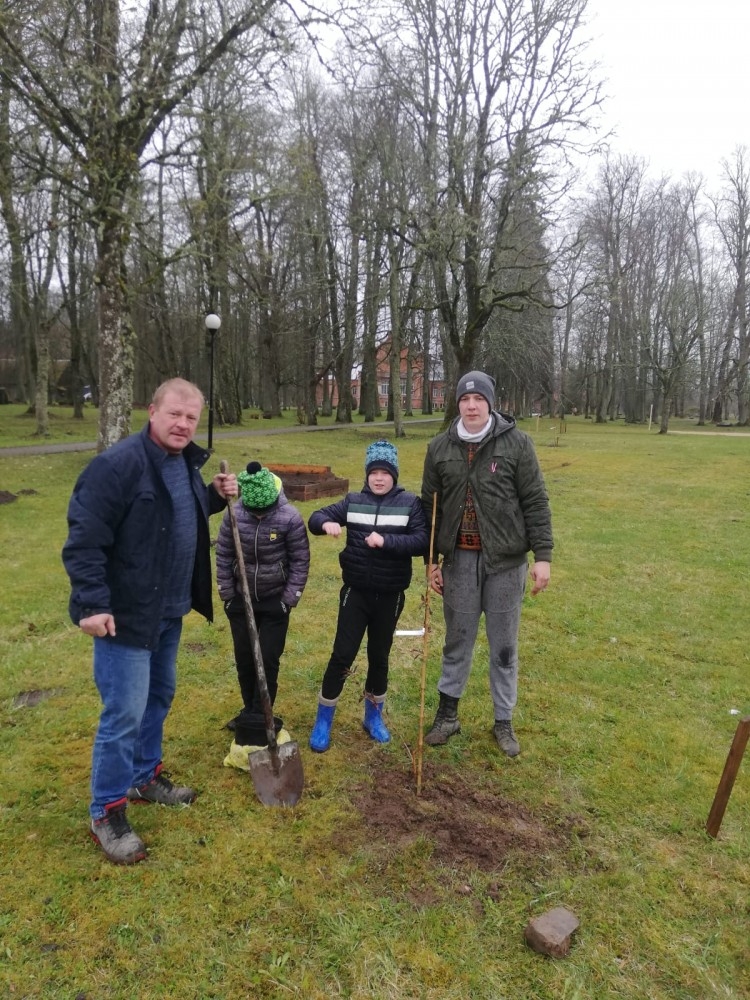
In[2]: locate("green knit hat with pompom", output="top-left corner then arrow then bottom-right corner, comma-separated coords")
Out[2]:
238,462 -> 281,510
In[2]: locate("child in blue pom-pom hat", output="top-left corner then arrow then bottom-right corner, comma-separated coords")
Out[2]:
307,440 -> 428,752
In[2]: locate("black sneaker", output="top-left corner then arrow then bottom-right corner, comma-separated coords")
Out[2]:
127,766 -> 197,805
90,804 -> 147,865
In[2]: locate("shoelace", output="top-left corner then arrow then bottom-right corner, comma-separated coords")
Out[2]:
153,772 -> 176,791
106,810 -> 132,839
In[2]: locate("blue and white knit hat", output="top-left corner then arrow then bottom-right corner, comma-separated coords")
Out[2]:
365,440 -> 399,482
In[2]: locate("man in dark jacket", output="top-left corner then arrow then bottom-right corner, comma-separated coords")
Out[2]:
62,378 -> 237,865
421,371 -> 552,757
307,440 -> 428,752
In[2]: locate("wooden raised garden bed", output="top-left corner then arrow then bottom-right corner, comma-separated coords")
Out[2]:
267,463 -> 348,502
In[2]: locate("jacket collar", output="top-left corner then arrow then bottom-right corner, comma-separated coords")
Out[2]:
448,410 -> 515,443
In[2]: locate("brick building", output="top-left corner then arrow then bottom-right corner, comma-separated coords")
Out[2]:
345,339 -> 446,411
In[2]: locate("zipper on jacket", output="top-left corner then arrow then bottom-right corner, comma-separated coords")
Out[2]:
253,517 -> 262,601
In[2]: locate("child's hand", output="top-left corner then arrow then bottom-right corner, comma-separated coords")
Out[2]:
322,521 -> 342,537
365,531 -> 384,548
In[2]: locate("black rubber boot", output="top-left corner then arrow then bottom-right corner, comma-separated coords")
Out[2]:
424,693 -> 461,746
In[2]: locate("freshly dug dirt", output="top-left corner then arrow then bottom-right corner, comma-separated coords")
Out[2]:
352,760 -> 586,873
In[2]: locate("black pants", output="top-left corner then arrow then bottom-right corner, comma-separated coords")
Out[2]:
224,596 -> 289,712
321,586 -> 405,700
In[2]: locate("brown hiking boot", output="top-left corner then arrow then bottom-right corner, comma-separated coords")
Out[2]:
127,764 -> 196,805
493,720 -> 520,757
90,802 -> 147,865
424,693 -> 461,746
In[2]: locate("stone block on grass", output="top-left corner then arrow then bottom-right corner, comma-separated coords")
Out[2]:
524,906 -> 579,958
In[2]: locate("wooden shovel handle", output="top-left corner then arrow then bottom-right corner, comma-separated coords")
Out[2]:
416,491 -> 438,796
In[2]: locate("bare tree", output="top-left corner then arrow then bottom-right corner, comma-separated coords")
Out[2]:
0,53 -> 33,406
712,148 -> 750,425
581,156 -> 651,422
0,0 -> 295,448
646,185 -> 704,434
355,0 -> 602,418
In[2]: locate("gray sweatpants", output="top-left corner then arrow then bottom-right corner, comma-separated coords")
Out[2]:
439,549 -> 527,720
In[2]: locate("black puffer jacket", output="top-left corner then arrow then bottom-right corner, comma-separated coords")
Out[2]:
308,484 -> 428,593
215,490 -> 310,606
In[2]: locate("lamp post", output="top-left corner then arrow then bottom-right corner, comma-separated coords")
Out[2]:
205,313 -> 221,451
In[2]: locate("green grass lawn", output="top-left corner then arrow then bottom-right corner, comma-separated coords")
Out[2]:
0,419 -> 748,999
0,403 -> 441,449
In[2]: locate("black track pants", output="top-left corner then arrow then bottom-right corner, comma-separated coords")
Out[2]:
320,586 -> 405,700
225,596 -> 290,712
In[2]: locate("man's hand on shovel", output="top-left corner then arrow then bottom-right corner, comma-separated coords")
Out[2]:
213,470 -> 238,499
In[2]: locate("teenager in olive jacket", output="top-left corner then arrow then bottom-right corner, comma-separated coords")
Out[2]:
421,371 -> 552,757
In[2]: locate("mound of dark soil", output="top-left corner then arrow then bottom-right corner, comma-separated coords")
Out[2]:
352,760 -> 586,873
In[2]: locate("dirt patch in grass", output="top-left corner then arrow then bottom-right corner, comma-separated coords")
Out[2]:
352,760 -> 586,873
12,688 -> 66,709
0,489 -> 38,504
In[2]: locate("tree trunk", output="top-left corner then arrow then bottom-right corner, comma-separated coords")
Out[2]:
421,307 -> 433,414
33,320 -> 51,435
388,239 -> 405,439
0,74 -> 32,405
96,219 -> 136,450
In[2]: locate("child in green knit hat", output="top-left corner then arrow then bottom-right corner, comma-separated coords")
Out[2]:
215,462 -> 310,739
237,464 -> 282,509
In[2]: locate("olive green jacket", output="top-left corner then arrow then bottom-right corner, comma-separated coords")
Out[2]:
420,412 -> 553,571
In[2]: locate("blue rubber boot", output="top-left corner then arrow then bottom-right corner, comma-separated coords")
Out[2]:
362,694 -> 390,743
309,697 -> 337,753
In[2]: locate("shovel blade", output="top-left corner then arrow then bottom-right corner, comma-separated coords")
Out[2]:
248,741 -> 304,807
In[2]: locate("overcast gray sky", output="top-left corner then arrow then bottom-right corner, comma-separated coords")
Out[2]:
585,0 -> 748,186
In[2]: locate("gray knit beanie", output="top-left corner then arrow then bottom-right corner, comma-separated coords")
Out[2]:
455,370 -> 496,409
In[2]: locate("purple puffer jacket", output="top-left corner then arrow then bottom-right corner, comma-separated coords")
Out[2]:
215,489 -> 310,607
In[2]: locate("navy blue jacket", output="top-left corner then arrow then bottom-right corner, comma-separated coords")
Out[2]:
62,424 -> 227,649
308,483 -> 428,593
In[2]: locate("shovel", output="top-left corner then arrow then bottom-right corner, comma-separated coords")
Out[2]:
220,461 -> 304,807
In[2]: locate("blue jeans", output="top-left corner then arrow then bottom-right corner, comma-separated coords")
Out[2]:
90,618 -> 182,819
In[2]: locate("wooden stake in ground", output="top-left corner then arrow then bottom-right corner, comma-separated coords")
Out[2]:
416,492 -> 438,797
706,715 -> 750,839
